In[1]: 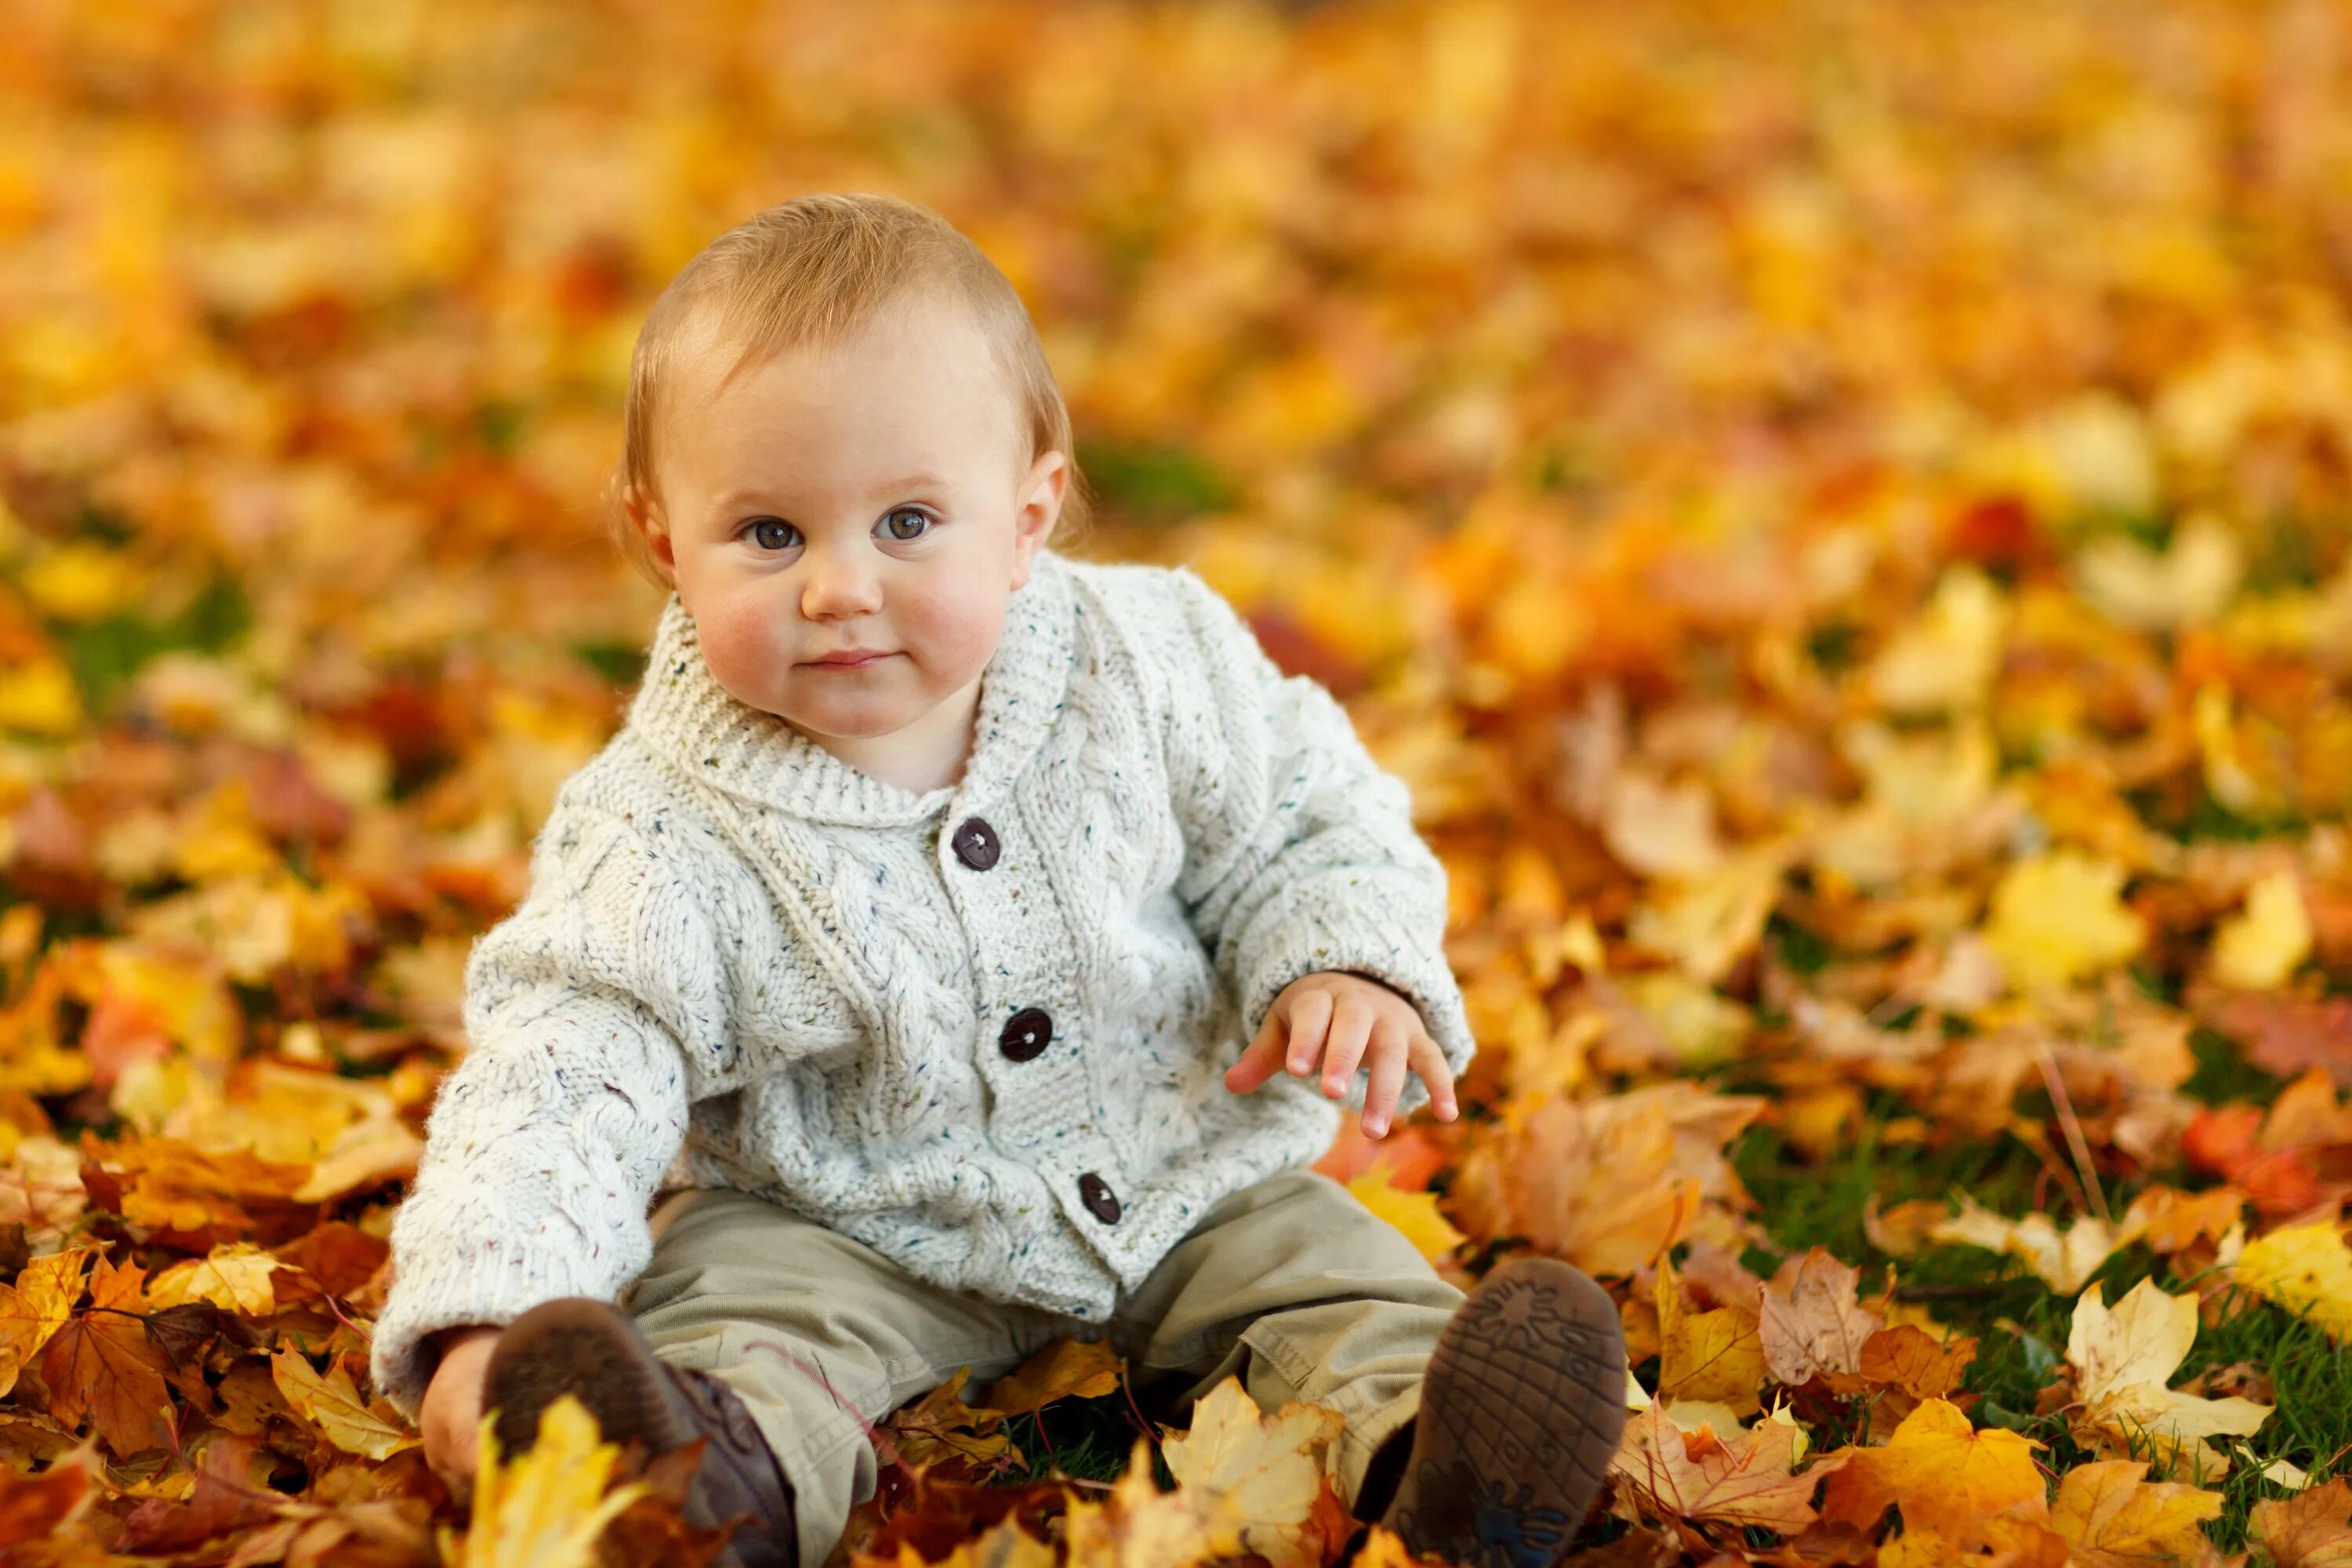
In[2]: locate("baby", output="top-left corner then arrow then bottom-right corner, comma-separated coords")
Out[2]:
371,193 -> 1626,1568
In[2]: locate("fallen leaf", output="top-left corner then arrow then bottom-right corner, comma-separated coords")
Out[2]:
1982,850 -> 2147,992
147,1241 -> 278,1316
271,1347 -> 419,1461
2234,1221 -> 2352,1342
2067,1279 -> 2272,1475
1928,1192 -> 2142,1294
0,1439 -> 100,1548
1609,1402 -> 1847,1533
1656,1259 -> 1766,1414
0,1247 -> 85,1397
41,1310 -> 175,1457
1158,1377 -> 1348,1568
1759,1248 -> 1883,1388
444,1392 -> 647,1568
1348,1167 -> 1468,1261
979,1338 -> 1123,1420
2252,1475 -> 2352,1568
2049,1458 -> 2224,1566
1817,1397 -> 2046,1537
2212,869 -> 2313,990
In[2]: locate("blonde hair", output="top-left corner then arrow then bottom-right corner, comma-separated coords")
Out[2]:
605,192 -> 1092,587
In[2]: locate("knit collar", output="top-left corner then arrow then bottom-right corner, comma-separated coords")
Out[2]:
625,550 -> 1076,827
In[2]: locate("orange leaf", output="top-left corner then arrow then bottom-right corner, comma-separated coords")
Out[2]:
1817,1398 -> 2045,1538
41,1312 -> 175,1458
979,1338 -> 1123,1420
1609,1403 -> 1846,1533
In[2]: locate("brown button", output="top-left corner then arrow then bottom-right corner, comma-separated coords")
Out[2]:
1000,1007 -> 1051,1062
1077,1171 -> 1121,1224
951,817 -> 1000,869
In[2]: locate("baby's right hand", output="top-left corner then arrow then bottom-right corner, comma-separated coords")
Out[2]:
419,1325 -> 501,1497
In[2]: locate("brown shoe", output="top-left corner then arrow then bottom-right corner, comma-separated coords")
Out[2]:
485,1298 -> 798,1568
1378,1257 -> 1627,1568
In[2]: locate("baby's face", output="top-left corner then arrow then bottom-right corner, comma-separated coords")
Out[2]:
639,290 -> 1064,757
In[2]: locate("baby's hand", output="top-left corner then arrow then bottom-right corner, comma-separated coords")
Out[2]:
419,1324 -> 501,1499
1223,971 -> 1459,1138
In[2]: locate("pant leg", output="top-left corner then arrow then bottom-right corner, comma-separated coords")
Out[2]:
622,1188 -> 1070,1568
1106,1167 -> 1464,1509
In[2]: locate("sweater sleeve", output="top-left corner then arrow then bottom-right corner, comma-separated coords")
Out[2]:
368,799 -> 717,1415
1157,567 -> 1476,1117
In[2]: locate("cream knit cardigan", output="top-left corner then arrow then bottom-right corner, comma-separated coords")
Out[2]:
371,549 -> 1476,1414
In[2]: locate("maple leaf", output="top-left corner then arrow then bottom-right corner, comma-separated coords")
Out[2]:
1981,849 -> 2148,992
40,1307 -> 174,1457
270,1346 -> 419,1461
1817,1397 -> 2045,1537
1855,1325 -> 1977,1400
1449,1083 -> 1762,1278
1655,1258 -> 1766,1414
1158,1376 -> 1348,1568
116,1433 -> 283,1554
1758,1247 -> 1883,1388
2049,1458 -> 2224,1567
1928,1192 -> 2143,1294
147,1240 -> 278,1315
2209,991 -> 2352,1090
2253,1476 -> 2352,1568
880,1366 -> 1018,1472
2211,868 -> 2314,990
442,1393 -> 648,1568
2234,1221 -> 2352,1342
978,1338 -> 1123,1419
0,1247 -> 87,1397
1348,1167 -> 1467,1261
0,1439 -> 99,1549
1607,1402 -> 1846,1533
2066,1279 -> 2272,1475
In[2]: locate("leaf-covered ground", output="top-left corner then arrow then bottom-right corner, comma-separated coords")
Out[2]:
5,0 -> 2352,1563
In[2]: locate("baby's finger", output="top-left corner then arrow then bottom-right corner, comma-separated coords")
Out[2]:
1319,999 -> 1377,1098
1286,989 -> 1335,1076
1224,1011 -> 1290,1094
1361,1034 -> 1410,1138
1408,1033 -> 1459,1120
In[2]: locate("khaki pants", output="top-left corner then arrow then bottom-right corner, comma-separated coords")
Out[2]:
622,1168 -> 1465,1568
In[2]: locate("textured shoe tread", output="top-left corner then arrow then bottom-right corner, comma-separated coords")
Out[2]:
1384,1258 -> 1628,1568
485,1298 -> 700,1461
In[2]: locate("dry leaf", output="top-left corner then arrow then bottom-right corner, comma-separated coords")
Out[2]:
270,1347 -> 419,1461
1608,1402 -> 1846,1533
1817,1397 -> 2046,1537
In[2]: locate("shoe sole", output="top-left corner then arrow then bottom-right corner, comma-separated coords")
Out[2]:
1384,1257 -> 1628,1568
484,1297 -> 700,1463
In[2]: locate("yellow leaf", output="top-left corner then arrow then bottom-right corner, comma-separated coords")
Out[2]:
2051,1459 -> 2223,1567
1928,1193 -> 2143,1294
2212,869 -> 2313,991
1983,850 -> 2148,991
1818,1397 -> 2046,1537
1655,1259 -> 1766,1415
1871,567 -> 2007,714
1347,1168 -> 1466,1262
270,1348 -> 418,1461
1158,1377 -> 1345,1568
445,1392 -> 646,1568
2235,1221 -> 2352,1342
2076,514 -> 2243,632
147,1242 -> 278,1316
0,1249 -> 88,1399
2066,1279 -> 2271,1475
0,659 -> 82,737
978,1338 -> 1122,1419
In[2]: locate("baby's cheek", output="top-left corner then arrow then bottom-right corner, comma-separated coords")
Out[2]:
699,598 -> 789,707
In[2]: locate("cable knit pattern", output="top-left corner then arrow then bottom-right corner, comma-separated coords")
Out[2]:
371,549 -> 1476,1414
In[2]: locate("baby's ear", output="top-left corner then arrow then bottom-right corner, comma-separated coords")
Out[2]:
619,482 -> 680,587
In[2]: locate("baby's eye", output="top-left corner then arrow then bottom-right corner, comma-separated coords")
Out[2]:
880,508 -> 931,543
746,518 -> 797,552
